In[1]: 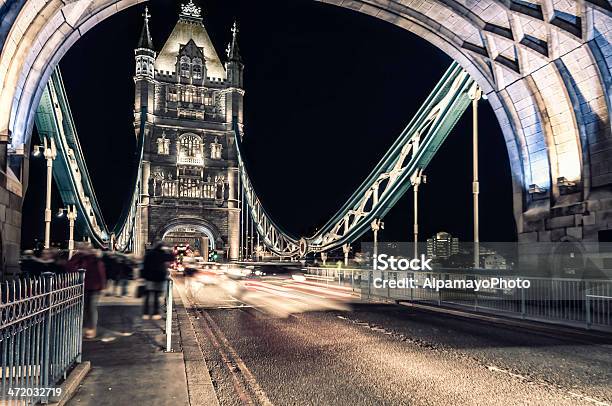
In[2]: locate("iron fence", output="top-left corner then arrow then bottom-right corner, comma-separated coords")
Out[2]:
306,267 -> 612,331
0,271 -> 85,405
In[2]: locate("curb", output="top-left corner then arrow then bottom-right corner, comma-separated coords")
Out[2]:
48,361 -> 91,406
174,282 -> 220,406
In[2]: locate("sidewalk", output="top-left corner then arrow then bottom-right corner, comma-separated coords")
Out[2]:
67,283 -> 189,406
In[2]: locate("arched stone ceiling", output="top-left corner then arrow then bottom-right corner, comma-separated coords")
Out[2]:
0,0 -> 610,231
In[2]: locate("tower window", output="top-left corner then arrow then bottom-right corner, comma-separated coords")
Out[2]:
178,133 -> 203,165
168,86 -> 178,102
157,133 -> 170,155
180,56 -> 191,78
193,58 -> 203,80
210,137 -> 223,160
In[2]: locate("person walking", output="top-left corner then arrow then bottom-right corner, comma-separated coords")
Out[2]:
102,251 -> 119,296
115,255 -> 133,297
67,243 -> 106,339
20,250 -> 46,277
141,241 -> 174,320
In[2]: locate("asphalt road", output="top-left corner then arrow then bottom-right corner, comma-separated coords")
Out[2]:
179,280 -> 612,406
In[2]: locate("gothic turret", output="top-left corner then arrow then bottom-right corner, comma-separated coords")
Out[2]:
225,21 -> 245,128
134,7 -> 156,137
135,7 -> 155,78
225,21 -> 244,88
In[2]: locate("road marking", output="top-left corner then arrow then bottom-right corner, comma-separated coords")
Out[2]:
201,311 -> 274,406
179,276 -> 274,406
195,308 -> 255,406
174,281 -> 221,406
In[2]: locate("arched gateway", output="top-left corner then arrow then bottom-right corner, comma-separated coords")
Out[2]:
158,217 -> 223,259
0,0 -> 610,272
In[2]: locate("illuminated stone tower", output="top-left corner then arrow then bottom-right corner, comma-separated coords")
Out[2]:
134,1 -> 243,259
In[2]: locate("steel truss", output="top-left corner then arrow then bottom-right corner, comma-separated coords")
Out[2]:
237,62 -> 476,257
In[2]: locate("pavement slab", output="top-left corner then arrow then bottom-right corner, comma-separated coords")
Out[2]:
66,285 -> 189,406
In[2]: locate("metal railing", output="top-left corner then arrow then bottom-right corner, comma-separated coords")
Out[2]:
165,279 -> 174,353
306,267 -> 612,332
0,271 -> 85,404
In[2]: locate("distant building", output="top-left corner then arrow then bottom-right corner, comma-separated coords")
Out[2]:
426,232 -> 459,259
482,253 -> 508,270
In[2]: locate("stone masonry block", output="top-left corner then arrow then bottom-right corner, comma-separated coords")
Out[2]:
518,232 -> 538,242
551,228 -> 567,241
537,230 -> 551,242
566,226 -> 583,240
546,215 -> 576,229
582,214 -> 596,226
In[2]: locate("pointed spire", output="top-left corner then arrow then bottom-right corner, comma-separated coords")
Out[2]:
138,6 -> 154,49
226,20 -> 242,63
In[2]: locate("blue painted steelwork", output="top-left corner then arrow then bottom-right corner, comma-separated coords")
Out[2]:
112,108 -> 146,252
34,68 -> 146,252
237,62 -> 476,256
32,62 -> 473,257
34,69 -> 110,247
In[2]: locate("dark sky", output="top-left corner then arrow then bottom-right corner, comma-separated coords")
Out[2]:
21,0 -> 516,250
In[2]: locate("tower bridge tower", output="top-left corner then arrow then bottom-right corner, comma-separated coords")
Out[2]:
134,1 -> 243,259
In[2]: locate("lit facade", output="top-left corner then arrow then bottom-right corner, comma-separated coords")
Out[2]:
133,2 -> 244,259
426,232 -> 459,259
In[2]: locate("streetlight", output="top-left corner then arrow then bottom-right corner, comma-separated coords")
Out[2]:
321,252 -> 327,266
342,243 -> 351,267
58,205 -> 77,259
371,219 -> 384,260
411,169 -> 426,259
468,84 -> 483,269
33,137 -> 57,249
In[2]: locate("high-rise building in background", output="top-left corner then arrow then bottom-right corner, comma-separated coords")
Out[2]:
426,231 -> 459,259
133,1 -> 244,259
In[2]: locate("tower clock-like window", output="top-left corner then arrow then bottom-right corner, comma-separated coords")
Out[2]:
178,133 -> 203,165
180,56 -> 191,78
210,137 -> 222,160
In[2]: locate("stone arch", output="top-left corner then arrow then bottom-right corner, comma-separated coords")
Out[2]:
155,216 -> 224,249
0,0 -> 610,245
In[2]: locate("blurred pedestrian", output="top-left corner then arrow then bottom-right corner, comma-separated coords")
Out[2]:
41,248 -> 67,274
141,241 -> 174,320
20,250 -> 45,277
66,243 -> 106,339
114,255 -> 133,297
102,251 -> 119,297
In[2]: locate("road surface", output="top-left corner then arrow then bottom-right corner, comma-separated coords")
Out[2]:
176,276 -> 612,406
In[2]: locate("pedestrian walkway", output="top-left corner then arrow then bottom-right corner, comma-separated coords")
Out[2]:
67,283 -> 189,406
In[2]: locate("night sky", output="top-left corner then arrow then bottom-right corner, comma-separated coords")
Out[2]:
21,0 -> 516,250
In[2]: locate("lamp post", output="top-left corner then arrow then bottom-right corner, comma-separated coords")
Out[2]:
410,169 -> 426,259
469,84 -> 483,269
58,205 -> 77,259
342,244 -> 351,267
371,219 -> 384,261
33,137 -> 57,249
